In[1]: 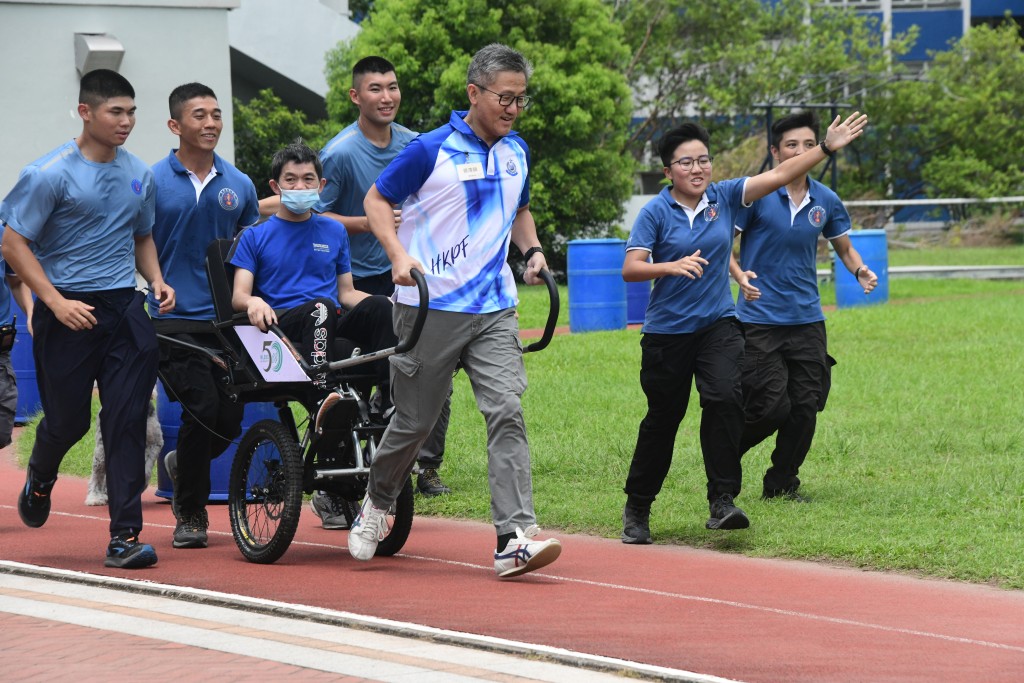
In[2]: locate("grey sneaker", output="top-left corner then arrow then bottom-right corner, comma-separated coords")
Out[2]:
416,468 -> 451,497
164,450 -> 180,520
310,491 -> 352,530
173,508 -> 209,549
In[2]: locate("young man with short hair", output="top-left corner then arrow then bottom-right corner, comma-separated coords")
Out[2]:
151,82 -> 261,549
352,44 -> 562,579
731,111 -> 878,502
1,68 -> 175,569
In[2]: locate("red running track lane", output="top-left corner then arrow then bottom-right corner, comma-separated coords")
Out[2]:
1,445 -> 1022,683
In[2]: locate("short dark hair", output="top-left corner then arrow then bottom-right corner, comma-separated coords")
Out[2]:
169,82 -> 218,120
79,69 -> 135,107
467,43 -> 533,87
658,123 -> 711,167
270,140 -> 322,182
771,111 -> 819,149
352,56 -> 396,88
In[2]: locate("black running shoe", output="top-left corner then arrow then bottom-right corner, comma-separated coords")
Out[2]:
18,467 -> 56,528
105,532 -> 158,569
706,493 -> 750,530
416,468 -> 451,496
173,509 -> 209,549
621,502 -> 653,544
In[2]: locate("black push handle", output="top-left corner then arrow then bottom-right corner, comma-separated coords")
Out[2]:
524,268 -> 559,354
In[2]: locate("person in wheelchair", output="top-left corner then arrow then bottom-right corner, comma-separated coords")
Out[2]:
229,141 -> 395,397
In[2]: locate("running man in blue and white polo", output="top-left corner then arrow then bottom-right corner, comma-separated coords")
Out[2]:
620,112 -> 868,545
731,111 -> 877,502
348,44 -> 562,579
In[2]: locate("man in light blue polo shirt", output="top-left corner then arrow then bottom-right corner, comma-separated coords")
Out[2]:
731,111 -> 878,502
1,68 -> 175,569
620,111 -> 868,545
151,82 -> 260,550
349,44 -> 562,579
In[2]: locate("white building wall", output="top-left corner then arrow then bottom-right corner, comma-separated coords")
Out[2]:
0,0 -> 240,195
227,0 -> 357,98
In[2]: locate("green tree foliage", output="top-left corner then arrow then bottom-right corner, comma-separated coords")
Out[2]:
233,89 -> 334,198
323,0 -> 637,261
913,21 -> 1024,198
611,0 -> 915,184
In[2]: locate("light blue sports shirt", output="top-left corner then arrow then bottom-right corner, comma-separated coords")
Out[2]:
0,140 -> 155,291
316,121 -> 418,279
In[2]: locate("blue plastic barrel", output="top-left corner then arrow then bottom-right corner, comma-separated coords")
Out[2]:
568,238 -> 627,332
11,300 -> 40,425
626,280 -> 651,325
834,229 -> 889,308
155,383 -> 279,502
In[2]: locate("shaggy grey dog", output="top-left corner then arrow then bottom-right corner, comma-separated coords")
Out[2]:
84,391 -> 163,506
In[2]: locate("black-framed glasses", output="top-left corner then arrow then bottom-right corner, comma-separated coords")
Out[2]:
474,84 -> 532,109
670,155 -> 714,171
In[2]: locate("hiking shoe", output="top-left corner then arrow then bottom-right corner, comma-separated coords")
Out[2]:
105,532 -> 158,569
310,491 -> 351,530
173,508 -> 209,549
164,450 -> 180,520
348,496 -> 389,561
762,487 -> 811,503
416,468 -> 451,497
494,525 -> 562,578
18,467 -> 56,528
621,503 -> 653,544
706,493 -> 750,530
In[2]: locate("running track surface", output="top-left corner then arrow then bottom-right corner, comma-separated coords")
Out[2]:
1,445 -> 1022,682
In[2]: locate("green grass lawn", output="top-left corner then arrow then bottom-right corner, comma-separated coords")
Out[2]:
17,268 -> 1024,589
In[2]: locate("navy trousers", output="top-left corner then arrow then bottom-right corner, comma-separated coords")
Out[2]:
30,289 -> 159,536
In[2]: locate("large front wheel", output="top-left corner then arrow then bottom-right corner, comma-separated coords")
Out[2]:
229,419 -> 303,564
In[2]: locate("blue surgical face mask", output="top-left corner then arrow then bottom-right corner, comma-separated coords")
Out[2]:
280,188 -> 320,214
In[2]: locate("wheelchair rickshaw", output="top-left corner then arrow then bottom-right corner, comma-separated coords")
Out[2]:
156,238 -> 559,565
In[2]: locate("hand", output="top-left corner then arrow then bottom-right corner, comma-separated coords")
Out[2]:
667,249 -> 708,280
857,266 -> 879,294
392,254 -> 427,287
246,297 -> 277,332
52,297 -> 97,331
392,208 -> 402,230
823,112 -> 869,152
523,251 -> 547,285
151,281 -> 176,314
737,270 -> 760,301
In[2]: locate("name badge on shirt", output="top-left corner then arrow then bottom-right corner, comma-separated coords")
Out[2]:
457,162 -> 485,181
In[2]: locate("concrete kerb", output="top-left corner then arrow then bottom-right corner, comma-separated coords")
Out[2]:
0,560 -> 741,683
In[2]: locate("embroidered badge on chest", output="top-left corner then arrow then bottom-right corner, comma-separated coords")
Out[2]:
218,188 -> 239,210
131,179 -> 143,195
704,204 -> 719,222
808,205 -> 826,227
505,159 -> 518,176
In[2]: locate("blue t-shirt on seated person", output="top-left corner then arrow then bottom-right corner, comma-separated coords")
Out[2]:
735,179 -> 850,325
627,179 -> 748,334
0,140 -> 154,291
229,213 -> 351,310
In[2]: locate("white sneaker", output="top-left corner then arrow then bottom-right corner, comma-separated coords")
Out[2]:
493,525 -> 562,578
348,496 -> 389,561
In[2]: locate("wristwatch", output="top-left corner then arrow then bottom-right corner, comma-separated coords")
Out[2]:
855,264 -> 868,277
819,140 -> 835,157
524,246 -> 544,261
